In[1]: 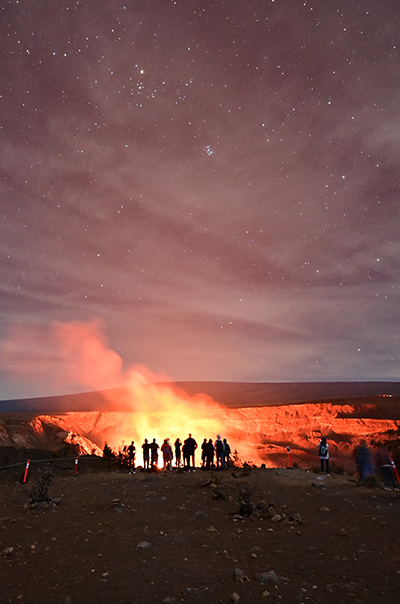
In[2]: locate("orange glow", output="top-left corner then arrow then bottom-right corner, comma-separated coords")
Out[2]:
1,320 -> 398,470
70,375 -> 227,464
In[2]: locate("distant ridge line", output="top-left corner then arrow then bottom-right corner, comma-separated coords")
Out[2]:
1,381 -> 400,413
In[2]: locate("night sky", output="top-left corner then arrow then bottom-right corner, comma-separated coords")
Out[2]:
1,0 -> 400,400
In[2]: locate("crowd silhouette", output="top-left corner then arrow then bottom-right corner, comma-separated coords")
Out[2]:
103,433 -> 234,472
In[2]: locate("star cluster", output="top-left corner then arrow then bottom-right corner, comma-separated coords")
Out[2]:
1,0 -> 400,398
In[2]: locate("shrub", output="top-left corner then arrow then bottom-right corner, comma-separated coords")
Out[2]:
27,468 -> 54,503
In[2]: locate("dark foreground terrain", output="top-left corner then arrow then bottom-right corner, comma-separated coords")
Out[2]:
0,465 -> 399,604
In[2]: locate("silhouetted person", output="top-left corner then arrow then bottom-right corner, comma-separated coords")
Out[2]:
223,438 -> 231,469
201,438 -> 208,469
205,439 -> 214,470
353,439 -> 374,484
127,441 -> 136,473
149,438 -> 159,469
183,433 -> 197,470
142,438 -> 150,470
318,437 -> 329,474
161,439 -> 173,470
174,438 -> 182,468
215,435 -> 225,470
375,446 -> 398,490
103,443 -> 114,459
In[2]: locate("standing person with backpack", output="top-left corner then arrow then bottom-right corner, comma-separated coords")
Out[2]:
161,439 -> 173,470
318,437 -> 329,474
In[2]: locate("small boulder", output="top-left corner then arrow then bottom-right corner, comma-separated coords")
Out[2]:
254,570 -> 279,584
233,568 -> 250,583
193,511 -> 208,520
257,501 -> 275,519
136,541 -> 151,549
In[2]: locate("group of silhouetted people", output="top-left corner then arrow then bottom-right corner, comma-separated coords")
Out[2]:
200,435 -> 231,470
111,434 -> 232,472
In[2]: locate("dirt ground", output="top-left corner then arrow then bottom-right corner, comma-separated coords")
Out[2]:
0,465 -> 399,604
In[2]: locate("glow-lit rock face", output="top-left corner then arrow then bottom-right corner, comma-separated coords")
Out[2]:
1,398 -> 397,470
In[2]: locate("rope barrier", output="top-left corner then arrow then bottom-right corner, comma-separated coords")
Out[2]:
0,455 -> 91,482
0,461 -> 29,470
0,455 -> 85,471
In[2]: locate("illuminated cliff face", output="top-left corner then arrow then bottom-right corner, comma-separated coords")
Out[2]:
11,401 -> 393,470
217,403 -> 398,468
0,414 -> 104,456
0,382 -> 398,469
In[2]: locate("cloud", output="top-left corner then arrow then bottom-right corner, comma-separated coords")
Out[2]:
0,319 -> 124,395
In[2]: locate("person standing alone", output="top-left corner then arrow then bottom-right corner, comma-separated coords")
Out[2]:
318,437 -> 329,474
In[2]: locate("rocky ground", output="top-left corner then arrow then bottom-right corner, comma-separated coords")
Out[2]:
0,464 -> 399,604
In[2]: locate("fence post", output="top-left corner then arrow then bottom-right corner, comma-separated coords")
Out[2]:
286,446 -> 293,468
23,459 -> 30,483
390,459 -> 400,484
